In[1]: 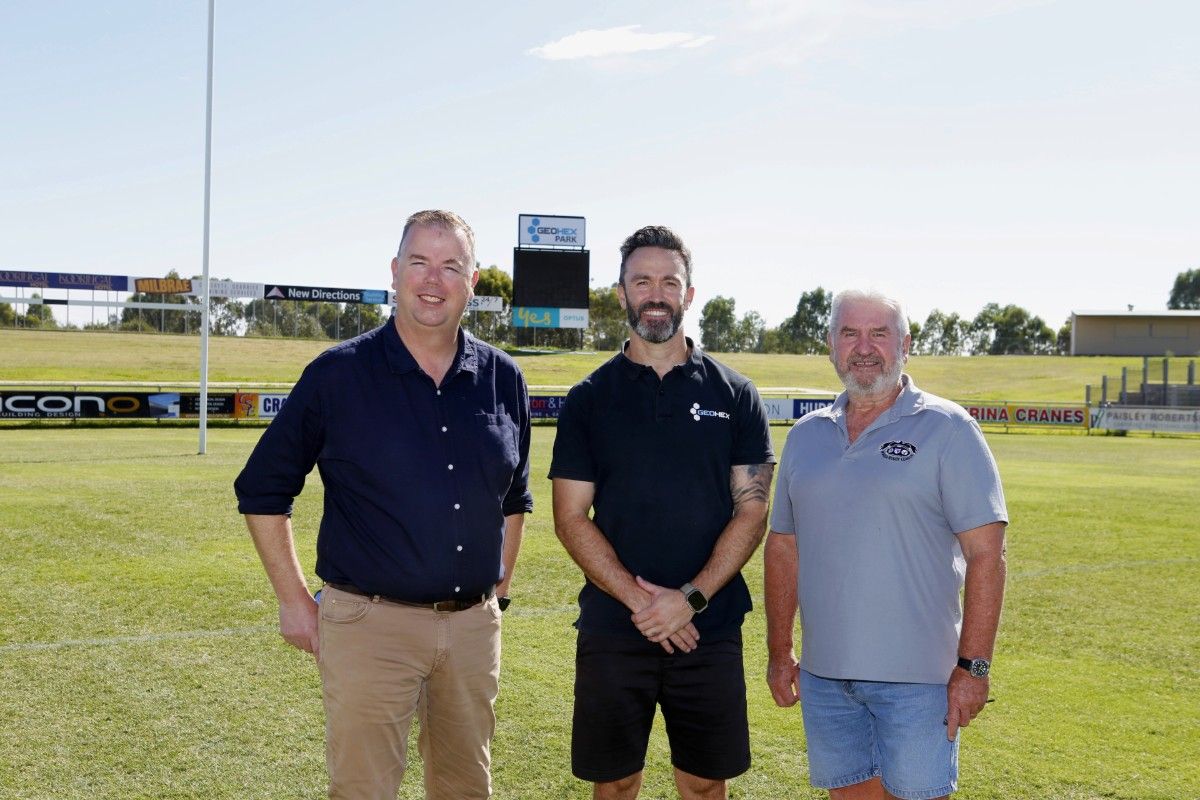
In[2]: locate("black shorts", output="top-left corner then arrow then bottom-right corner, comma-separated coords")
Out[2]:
571,629 -> 750,783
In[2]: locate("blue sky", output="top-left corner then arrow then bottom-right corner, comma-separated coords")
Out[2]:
2,1 -> 1197,333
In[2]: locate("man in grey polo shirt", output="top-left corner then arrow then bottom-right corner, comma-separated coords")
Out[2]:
764,288 -> 1007,800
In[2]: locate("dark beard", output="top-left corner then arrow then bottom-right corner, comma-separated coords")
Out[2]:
626,301 -> 684,344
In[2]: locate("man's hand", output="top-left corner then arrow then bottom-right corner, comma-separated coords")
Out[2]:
631,576 -> 699,653
945,667 -> 989,740
767,652 -> 801,707
279,595 -> 320,660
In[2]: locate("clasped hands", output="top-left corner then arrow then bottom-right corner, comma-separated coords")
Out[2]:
630,575 -> 699,654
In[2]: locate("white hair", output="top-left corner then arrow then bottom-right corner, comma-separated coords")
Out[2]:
828,289 -> 909,343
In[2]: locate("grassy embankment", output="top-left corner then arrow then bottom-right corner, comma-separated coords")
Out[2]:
4,328 -> 1194,402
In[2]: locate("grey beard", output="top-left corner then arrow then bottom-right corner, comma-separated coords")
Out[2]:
838,353 -> 904,399
627,301 -> 684,344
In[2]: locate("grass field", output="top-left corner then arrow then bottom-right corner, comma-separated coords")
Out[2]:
3,328 -> 1197,402
1,426 -> 1197,799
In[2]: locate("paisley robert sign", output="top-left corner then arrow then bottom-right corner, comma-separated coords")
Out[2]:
0,392 -> 179,419
1092,406 -> 1200,433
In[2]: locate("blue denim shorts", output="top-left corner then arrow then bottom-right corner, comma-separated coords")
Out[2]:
799,670 -> 958,800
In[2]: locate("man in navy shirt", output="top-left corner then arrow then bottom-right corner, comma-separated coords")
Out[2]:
235,210 -> 531,800
549,226 -> 775,800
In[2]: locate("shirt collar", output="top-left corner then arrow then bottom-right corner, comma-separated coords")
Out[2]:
618,336 -> 702,380
383,316 -> 478,377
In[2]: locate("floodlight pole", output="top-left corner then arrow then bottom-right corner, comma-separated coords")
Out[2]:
198,0 -> 215,454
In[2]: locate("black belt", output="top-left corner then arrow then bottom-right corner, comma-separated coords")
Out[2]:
327,582 -> 493,613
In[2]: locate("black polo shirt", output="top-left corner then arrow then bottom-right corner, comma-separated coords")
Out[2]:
234,318 -> 532,602
548,339 -> 775,638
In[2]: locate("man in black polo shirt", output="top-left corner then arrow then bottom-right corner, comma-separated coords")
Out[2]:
549,225 -> 775,800
235,210 -> 531,800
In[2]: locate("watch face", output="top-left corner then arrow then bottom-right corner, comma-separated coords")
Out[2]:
970,659 -> 990,678
687,592 -> 706,612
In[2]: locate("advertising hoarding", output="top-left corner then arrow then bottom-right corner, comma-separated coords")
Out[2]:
186,280 -> 265,299
264,285 -> 389,304
964,404 -> 1088,428
230,393 -> 289,419
1092,406 -> 1200,433
0,392 -> 179,419
530,395 -> 567,419
467,296 -> 505,312
0,271 -> 130,291
135,278 -> 192,294
518,214 -> 586,248
180,394 -> 236,418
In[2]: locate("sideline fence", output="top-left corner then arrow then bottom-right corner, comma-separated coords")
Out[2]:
7,383 -> 1195,433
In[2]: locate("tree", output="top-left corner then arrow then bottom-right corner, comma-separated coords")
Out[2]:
474,265 -> 513,304
121,270 -> 192,333
916,310 -> 969,356
735,310 -> 766,353
23,294 -> 57,329
1056,318 -> 1072,354
588,285 -> 626,352
699,296 -> 738,352
970,303 -> 1055,354
1168,268 -> 1200,309
463,265 -> 513,345
774,287 -> 831,354
0,302 -> 14,327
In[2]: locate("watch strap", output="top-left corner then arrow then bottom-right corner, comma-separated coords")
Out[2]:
680,582 -> 708,613
957,656 -> 990,677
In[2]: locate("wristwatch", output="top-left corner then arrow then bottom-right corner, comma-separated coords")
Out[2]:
680,582 -> 708,614
957,656 -> 990,678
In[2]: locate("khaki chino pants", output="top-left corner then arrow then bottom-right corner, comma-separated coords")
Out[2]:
317,584 -> 502,800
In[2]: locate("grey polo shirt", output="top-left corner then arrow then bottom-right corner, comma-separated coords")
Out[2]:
770,374 -> 1007,684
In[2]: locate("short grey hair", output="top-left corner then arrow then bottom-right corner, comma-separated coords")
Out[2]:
828,289 -> 909,343
397,209 -> 476,267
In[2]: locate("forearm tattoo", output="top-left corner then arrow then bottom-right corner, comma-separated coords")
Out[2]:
730,463 -> 774,509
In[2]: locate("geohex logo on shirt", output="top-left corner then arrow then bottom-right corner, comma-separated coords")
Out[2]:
691,402 -> 731,422
880,440 -> 918,461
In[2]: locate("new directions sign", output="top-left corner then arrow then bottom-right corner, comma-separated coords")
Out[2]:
264,285 -> 389,304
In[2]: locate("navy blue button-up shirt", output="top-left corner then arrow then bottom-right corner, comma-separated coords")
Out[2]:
234,319 -> 532,602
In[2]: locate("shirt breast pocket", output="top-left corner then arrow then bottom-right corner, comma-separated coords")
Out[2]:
476,412 -> 520,481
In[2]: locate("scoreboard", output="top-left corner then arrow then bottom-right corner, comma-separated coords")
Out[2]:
512,249 -> 589,328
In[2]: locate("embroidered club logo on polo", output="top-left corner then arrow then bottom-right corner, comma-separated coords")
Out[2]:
691,402 -> 731,422
880,440 -> 918,461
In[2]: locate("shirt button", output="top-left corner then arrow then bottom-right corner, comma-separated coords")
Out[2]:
456,545 -> 463,552
454,586 -> 461,593
454,503 -> 460,510
437,389 -> 442,396
447,464 -> 454,470
441,426 -> 447,432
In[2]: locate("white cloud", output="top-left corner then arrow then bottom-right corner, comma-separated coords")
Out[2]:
528,24 -> 715,61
